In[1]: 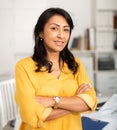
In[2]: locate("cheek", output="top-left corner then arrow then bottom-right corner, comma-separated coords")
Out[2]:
43,31 -> 57,40
43,35 -> 54,44
66,34 -> 70,42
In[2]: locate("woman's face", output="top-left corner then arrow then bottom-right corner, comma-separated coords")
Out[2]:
40,15 -> 70,53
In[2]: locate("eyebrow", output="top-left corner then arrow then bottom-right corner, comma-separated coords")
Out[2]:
49,23 -> 70,28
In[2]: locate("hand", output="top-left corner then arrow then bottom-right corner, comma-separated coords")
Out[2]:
35,96 -> 54,107
76,83 -> 92,95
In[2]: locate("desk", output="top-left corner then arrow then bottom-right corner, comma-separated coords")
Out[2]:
83,111 -> 117,130
83,94 -> 117,130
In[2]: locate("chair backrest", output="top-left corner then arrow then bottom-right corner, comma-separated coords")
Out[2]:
0,79 -> 18,130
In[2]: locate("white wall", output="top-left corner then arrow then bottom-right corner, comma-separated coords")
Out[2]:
0,0 -> 14,76
0,0 -> 95,77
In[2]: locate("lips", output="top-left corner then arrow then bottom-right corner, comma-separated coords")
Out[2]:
55,41 -> 64,46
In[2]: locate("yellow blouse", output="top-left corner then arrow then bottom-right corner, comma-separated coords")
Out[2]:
15,57 -> 97,130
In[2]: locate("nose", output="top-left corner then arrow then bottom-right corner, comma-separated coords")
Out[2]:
57,29 -> 64,38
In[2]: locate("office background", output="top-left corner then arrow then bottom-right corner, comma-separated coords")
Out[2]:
0,0 -> 117,96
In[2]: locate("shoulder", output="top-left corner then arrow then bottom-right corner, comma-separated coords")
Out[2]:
74,57 -> 82,65
74,57 -> 86,73
15,57 -> 36,69
16,57 -> 33,65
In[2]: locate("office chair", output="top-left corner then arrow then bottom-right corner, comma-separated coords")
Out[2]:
0,79 -> 18,130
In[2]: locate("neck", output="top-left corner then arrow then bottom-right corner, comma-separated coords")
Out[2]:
47,52 -> 60,63
47,52 -> 63,73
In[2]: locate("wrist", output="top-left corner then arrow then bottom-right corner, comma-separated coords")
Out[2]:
53,96 -> 60,109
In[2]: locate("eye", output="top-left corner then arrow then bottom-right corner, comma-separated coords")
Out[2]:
51,27 -> 58,31
64,28 -> 70,32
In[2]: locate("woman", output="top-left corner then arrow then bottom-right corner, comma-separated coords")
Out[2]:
15,7 -> 97,130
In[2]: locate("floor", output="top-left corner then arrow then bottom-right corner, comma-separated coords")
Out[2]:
4,124 -> 13,130
3,120 -> 15,130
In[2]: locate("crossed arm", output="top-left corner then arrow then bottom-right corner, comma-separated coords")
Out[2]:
35,83 -> 92,121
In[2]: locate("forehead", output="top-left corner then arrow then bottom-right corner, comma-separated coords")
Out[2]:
46,15 -> 69,27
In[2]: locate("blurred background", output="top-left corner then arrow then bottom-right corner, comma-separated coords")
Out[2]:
0,0 -> 117,97
0,0 -> 117,129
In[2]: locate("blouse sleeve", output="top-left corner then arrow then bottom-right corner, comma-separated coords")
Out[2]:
75,58 -> 98,112
15,61 -> 52,128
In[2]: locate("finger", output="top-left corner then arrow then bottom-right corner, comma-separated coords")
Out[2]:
79,86 -> 91,94
77,83 -> 88,91
77,83 -> 90,92
77,83 -> 92,94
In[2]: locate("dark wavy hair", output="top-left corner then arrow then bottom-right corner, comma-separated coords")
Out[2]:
32,7 -> 78,74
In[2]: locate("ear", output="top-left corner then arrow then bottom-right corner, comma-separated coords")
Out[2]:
39,32 -> 44,39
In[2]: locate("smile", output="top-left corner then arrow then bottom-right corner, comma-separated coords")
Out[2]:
55,41 -> 64,46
